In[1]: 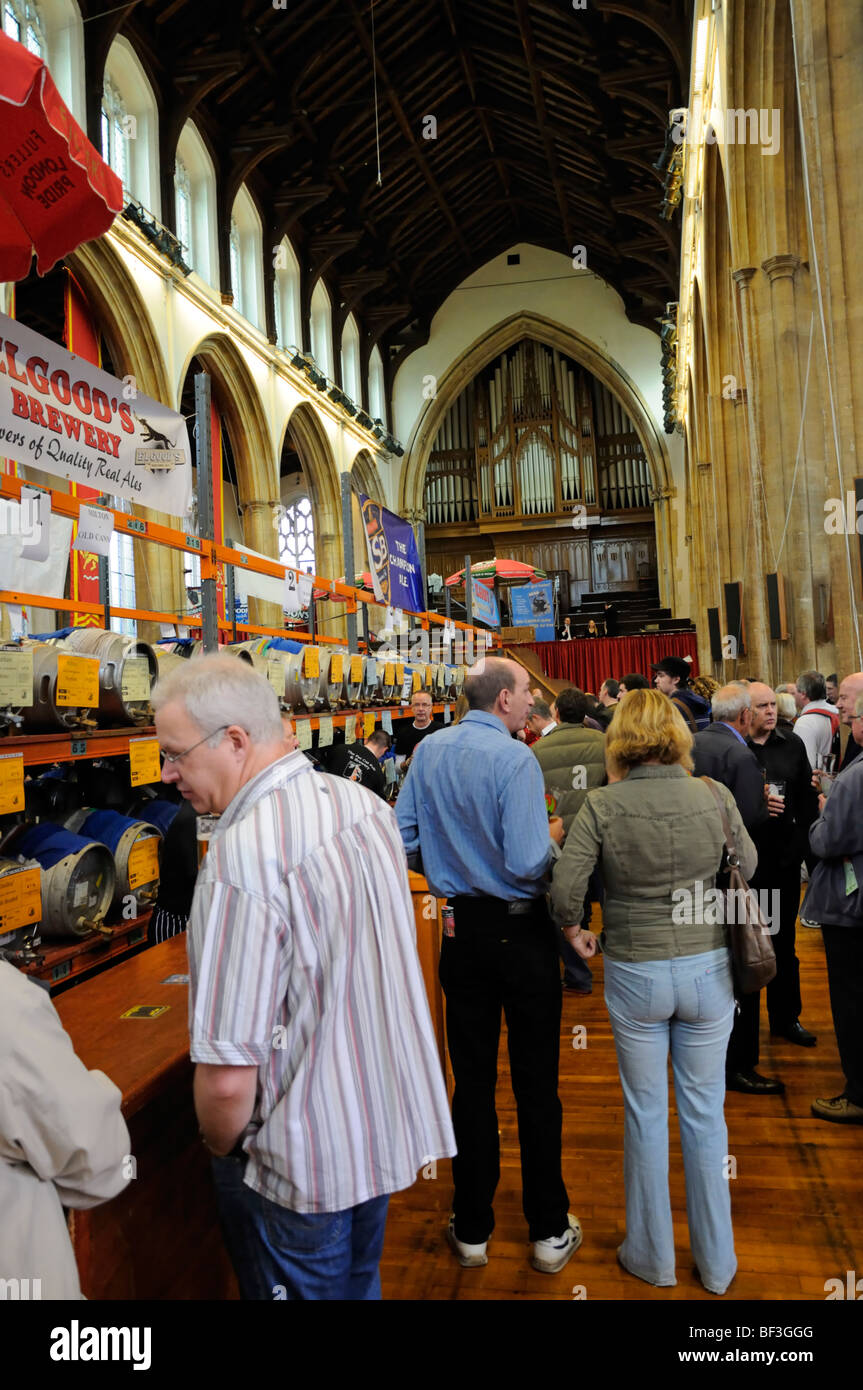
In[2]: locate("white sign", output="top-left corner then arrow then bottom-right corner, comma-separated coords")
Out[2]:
19,486 -> 50,562
283,569 -> 314,611
0,312 -> 193,516
73,504 -> 114,557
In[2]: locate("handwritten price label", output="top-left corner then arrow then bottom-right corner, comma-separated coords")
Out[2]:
0,752 -> 25,814
350,654 -> 364,683
303,647 -> 320,679
56,652 -> 99,708
330,652 -> 344,683
0,865 -> 41,932
129,737 -> 161,786
128,835 -> 160,890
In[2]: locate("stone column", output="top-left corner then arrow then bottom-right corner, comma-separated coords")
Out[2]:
241,499 -> 282,633
731,267 -> 771,675
759,254 -> 815,670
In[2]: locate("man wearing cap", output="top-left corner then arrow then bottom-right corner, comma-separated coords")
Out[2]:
652,657 -> 711,731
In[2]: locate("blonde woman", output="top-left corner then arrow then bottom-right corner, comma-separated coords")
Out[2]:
551,690 -> 756,1295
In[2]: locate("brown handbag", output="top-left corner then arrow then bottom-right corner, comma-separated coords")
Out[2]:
700,776 -> 777,996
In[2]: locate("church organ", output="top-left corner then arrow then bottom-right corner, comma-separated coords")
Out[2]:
424,339 -> 651,528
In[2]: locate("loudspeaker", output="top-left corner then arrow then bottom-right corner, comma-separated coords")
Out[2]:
766,572 -> 789,640
707,607 -> 723,662
723,581 -> 746,656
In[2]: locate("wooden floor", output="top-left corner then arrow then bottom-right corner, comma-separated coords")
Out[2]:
381,920 -> 862,1301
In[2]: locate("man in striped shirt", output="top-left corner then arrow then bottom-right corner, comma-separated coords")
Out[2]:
152,655 -> 454,1301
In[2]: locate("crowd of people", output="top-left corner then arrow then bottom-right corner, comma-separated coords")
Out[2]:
3,650 -> 861,1303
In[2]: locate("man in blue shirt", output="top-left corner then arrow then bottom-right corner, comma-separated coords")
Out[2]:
397,657 -> 582,1275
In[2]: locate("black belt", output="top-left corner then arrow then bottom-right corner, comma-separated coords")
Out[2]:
450,893 -> 546,917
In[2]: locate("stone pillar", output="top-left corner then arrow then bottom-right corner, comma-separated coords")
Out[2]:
759,254 -> 816,671
134,508 -> 186,647
241,499 -> 282,633
731,267 -> 771,675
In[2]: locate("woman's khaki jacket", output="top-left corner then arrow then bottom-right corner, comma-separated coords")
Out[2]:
550,765 -> 758,962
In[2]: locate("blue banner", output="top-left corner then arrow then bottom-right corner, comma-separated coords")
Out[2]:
470,576 -> 500,628
359,494 -> 424,611
510,580 -> 555,640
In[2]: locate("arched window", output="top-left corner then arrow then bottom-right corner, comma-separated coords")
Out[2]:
38,0 -> 85,123
368,344 -> 385,423
109,500 -> 136,636
3,0 -> 45,54
174,156 -> 191,257
103,36 -> 160,216
278,497 -> 315,574
310,279 -> 333,379
229,218 -> 242,316
175,120 -> 218,285
341,314 -> 360,404
274,236 -> 301,349
101,78 -> 128,189
229,185 -> 265,331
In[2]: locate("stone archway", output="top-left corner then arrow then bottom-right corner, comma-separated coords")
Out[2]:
279,402 -> 342,585
69,238 -> 171,405
67,239 -> 178,638
178,333 -> 278,628
399,309 -> 676,605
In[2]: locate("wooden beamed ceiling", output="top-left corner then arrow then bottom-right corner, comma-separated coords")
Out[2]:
99,0 -> 690,361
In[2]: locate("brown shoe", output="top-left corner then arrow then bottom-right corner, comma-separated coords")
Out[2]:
811,1094 -> 863,1124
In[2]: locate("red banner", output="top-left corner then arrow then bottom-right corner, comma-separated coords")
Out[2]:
64,271 -> 101,627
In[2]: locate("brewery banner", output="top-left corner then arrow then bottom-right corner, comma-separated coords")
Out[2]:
359,493 -> 424,611
470,576 -> 500,629
510,580 -> 555,641
0,311 -> 193,517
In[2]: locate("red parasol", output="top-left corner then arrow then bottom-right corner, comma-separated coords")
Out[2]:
445,557 -> 547,587
0,31 -> 124,281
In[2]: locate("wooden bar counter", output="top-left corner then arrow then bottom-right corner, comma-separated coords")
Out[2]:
55,875 -> 449,1299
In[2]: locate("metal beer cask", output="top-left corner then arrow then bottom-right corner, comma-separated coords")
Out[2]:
15,823 -> 116,938
68,808 -> 162,908
62,628 -> 157,725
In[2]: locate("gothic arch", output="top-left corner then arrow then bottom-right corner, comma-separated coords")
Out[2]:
399,311 -> 672,518
279,402 -> 342,583
177,332 -> 275,507
68,238 -> 171,404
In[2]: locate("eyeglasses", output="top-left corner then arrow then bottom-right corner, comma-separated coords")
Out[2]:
161,725 -> 229,764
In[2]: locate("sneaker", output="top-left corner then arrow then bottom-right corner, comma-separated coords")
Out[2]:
530,1214 -> 583,1274
800,917 -> 821,929
811,1094 -> 863,1124
446,1215 -> 489,1267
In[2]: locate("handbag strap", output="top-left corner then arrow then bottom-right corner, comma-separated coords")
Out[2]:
699,775 -> 741,868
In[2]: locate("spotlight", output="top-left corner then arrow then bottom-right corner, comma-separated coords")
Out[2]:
356,411 -> 373,430
290,351 -> 305,368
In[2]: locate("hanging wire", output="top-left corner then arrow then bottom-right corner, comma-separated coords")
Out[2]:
791,7 -> 863,668
370,0 -> 382,187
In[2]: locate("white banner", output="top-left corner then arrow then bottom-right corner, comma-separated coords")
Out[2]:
0,312 -> 193,517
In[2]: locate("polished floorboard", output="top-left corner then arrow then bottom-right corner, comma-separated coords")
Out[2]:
381,920 -> 862,1301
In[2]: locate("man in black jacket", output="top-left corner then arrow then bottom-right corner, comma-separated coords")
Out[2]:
746,682 -> 819,1048
692,685 -> 779,1096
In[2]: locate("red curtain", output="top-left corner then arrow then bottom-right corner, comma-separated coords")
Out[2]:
522,634 -> 699,693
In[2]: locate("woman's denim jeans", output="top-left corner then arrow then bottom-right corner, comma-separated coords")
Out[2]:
604,947 -> 737,1295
